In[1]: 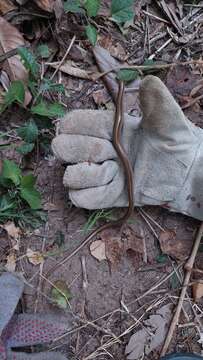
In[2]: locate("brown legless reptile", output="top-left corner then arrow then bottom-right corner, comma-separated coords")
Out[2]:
43,81 -> 134,285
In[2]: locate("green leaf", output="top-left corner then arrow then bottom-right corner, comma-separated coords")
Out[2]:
18,47 -> 39,77
51,280 -> 71,309
84,0 -> 100,17
2,80 -> 25,111
39,79 -> 65,94
1,159 -> 22,186
20,174 -> 41,210
117,69 -> 138,82
36,44 -> 50,59
111,0 -> 134,24
21,174 -> 36,188
31,101 -> 65,118
156,254 -> 168,264
170,273 -> 179,290
17,120 -> 38,143
85,24 -> 97,46
0,195 -> 17,212
17,142 -> 35,155
20,187 -> 41,209
28,80 -> 38,97
64,0 -> 83,13
143,59 -> 155,66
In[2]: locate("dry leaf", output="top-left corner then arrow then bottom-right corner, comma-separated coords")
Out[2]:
92,89 -> 110,105
46,61 -> 99,81
145,304 -> 172,355
90,240 -> 106,262
0,16 -> 31,105
125,304 -> 172,359
159,229 -> 192,261
1,221 -> 21,250
101,225 -> 144,268
26,248 -> 44,265
34,0 -> 54,12
1,221 -> 21,239
51,280 -> 71,309
43,202 -> 58,211
5,253 -> 16,272
105,231 -> 123,266
193,282 -> 203,302
98,35 -> 126,61
125,329 -> 148,360
0,0 -> 17,15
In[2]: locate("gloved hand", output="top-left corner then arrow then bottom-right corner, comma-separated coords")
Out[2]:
52,75 -> 203,221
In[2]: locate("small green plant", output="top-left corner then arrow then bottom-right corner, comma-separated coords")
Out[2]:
64,0 -> 100,45
83,209 -> 114,233
64,0 -> 134,45
0,46 -> 66,117
0,159 -> 45,227
0,46 -> 65,156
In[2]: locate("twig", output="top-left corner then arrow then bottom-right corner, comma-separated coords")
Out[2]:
50,35 -> 76,80
181,94 -> 203,110
138,209 -> 159,239
34,223 -> 48,312
0,48 -> 20,63
139,208 -> 165,232
81,256 -> 88,291
95,59 -> 203,80
161,222 -> 203,356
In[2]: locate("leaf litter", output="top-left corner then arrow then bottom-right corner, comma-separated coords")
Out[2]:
125,304 -> 172,359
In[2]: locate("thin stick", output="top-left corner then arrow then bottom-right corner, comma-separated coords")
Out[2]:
0,48 -> 20,63
50,35 -> 76,80
139,208 -> 165,232
161,222 -> 203,356
95,59 -> 203,81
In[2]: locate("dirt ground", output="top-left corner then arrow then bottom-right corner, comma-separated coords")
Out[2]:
9,155 -> 200,359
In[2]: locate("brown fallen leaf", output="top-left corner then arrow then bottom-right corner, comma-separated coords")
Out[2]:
100,225 -> 144,269
98,35 -> 126,61
34,0 -> 54,12
90,240 -> 107,262
5,253 -> 16,272
26,248 -> 44,265
159,229 -> 192,261
1,221 -> 21,250
43,202 -> 59,211
46,60 -> 100,80
0,16 -> 31,105
0,0 -> 17,15
92,88 -> 110,105
192,282 -> 203,302
125,304 -> 172,359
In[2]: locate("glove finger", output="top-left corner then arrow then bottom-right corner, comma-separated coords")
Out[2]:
69,170 -> 125,209
63,160 -> 119,189
59,110 -> 139,140
52,134 -> 116,163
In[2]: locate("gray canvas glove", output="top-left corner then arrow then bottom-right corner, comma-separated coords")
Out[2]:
52,75 -> 203,221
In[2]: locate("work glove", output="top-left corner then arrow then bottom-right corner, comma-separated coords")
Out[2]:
52,75 -> 203,221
